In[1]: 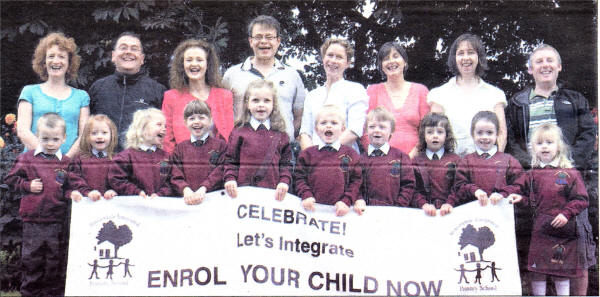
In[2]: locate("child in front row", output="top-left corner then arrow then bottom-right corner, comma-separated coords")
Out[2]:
354,107 -> 415,214
5,113 -> 71,296
412,112 -> 461,216
454,111 -> 523,206
295,104 -> 362,216
108,108 -> 172,197
170,100 -> 227,205
67,114 -> 118,202
508,124 -> 591,296
223,79 -> 292,201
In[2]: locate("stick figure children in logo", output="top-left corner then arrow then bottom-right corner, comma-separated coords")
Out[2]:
223,79 -> 292,201
68,114 -> 118,202
108,108 -> 172,198
4,113 -> 71,296
295,104 -> 362,216
413,112 -> 461,216
508,123 -> 590,296
355,107 -> 415,213
169,100 -> 227,205
454,111 -> 523,207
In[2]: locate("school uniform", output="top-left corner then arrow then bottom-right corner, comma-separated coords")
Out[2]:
454,146 -> 523,205
413,148 -> 461,208
170,133 -> 227,195
361,143 -> 416,206
4,148 -> 71,296
67,149 -> 112,198
510,160 -> 589,277
295,142 -> 362,206
108,145 -> 172,196
223,118 -> 292,189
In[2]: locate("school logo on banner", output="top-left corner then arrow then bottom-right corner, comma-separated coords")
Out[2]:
87,218 -> 137,283
451,220 -> 503,294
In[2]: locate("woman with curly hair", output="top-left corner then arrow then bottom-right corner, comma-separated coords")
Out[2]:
16,32 -> 90,157
161,39 -> 234,153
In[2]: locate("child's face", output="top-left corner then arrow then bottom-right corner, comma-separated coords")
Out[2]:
366,119 -> 392,148
37,125 -> 65,154
89,121 -> 111,151
472,119 -> 497,152
425,123 -> 447,152
533,136 -> 558,164
143,115 -> 166,147
185,113 -> 212,139
316,112 -> 345,144
248,87 -> 274,122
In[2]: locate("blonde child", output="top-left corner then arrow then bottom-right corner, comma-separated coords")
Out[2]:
295,104 -> 362,216
67,114 -> 118,201
5,113 -> 70,296
412,112 -> 461,216
170,100 -> 227,205
508,124 -> 591,296
455,111 -> 523,206
108,108 -> 172,197
354,107 -> 415,214
223,79 -> 292,201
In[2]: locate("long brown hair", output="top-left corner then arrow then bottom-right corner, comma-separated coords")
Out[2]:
169,39 -> 222,91
235,79 -> 286,134
79,114 -> 118,159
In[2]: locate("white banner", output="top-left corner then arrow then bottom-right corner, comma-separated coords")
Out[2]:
65,186 -> 522,296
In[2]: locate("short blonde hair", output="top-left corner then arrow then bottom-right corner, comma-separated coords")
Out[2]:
125,108 -> 165,150
36,112 -> 66,136
314,104 -> 346,126
529,123 -> 573,168
365,107 -> 396,133
32,32 -> 81,81
320,37 -> 354,62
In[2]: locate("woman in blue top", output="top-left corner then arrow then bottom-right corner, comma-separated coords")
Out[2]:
17,32 -> 90,157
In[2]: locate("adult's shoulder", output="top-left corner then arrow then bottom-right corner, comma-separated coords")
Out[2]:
427,77 -> 455,103
507,86 -> 532,105
341,79 -> 366,90
90,74 -> 115,88
18,84 -> 41,101
558,87 -> 588,103
366,82 -> 385,93
223,61 -> 244,77
210,87 -> 233,98
410,82 -> 429,93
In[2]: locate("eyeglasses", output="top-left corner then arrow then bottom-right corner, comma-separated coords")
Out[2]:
250,35 -> 278,42
116,45 -> 142,53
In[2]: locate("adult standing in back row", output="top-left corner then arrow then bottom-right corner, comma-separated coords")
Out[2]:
222,15 -> 306,142
89,32 -> 166,151
428,33 -> 507,156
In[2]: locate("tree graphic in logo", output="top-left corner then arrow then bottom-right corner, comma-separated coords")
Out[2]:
89,220 -> 135,280
455,224 -> 501,285
459,224 -> 495,262
96,220 -> 132,259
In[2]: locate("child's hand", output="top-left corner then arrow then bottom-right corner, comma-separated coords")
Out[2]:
274,183 -> 289,201
489,192 -> 504,205
224,181 -> 238,198
150,193 -> 158,199
139,191 -> 147,198
70,190 -> 83,202
353,199 -> 366,215
88,190 -> 102,201
422,203 -> 437,216
440,204 -> 453,216
507,193 -> 523,204
302,197 -> 316,211
474,189 -> 489,206
30,178 -> 43,193
183,187 -> 195,204
193,186 -> 207,204
104,190 -> 117,200
335,201 -> 350,217
551,213 -> 568,228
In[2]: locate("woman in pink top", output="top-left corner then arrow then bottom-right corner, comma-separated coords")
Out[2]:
162,39 -> 234,153
364,42 -> 430,157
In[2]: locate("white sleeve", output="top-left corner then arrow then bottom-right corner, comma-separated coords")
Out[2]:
299,91 -> 314,137
345,84 -> 368,137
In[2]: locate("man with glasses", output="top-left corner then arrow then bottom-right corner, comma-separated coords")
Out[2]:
89,32 -> 166,150
223,15 -> 306,142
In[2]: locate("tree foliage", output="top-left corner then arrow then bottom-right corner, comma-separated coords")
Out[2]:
96,220 -> 133,259
1,1 -> 596,117
459,224 -> 496,261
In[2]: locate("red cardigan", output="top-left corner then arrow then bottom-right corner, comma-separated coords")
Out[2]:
162,88 -> 234,153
